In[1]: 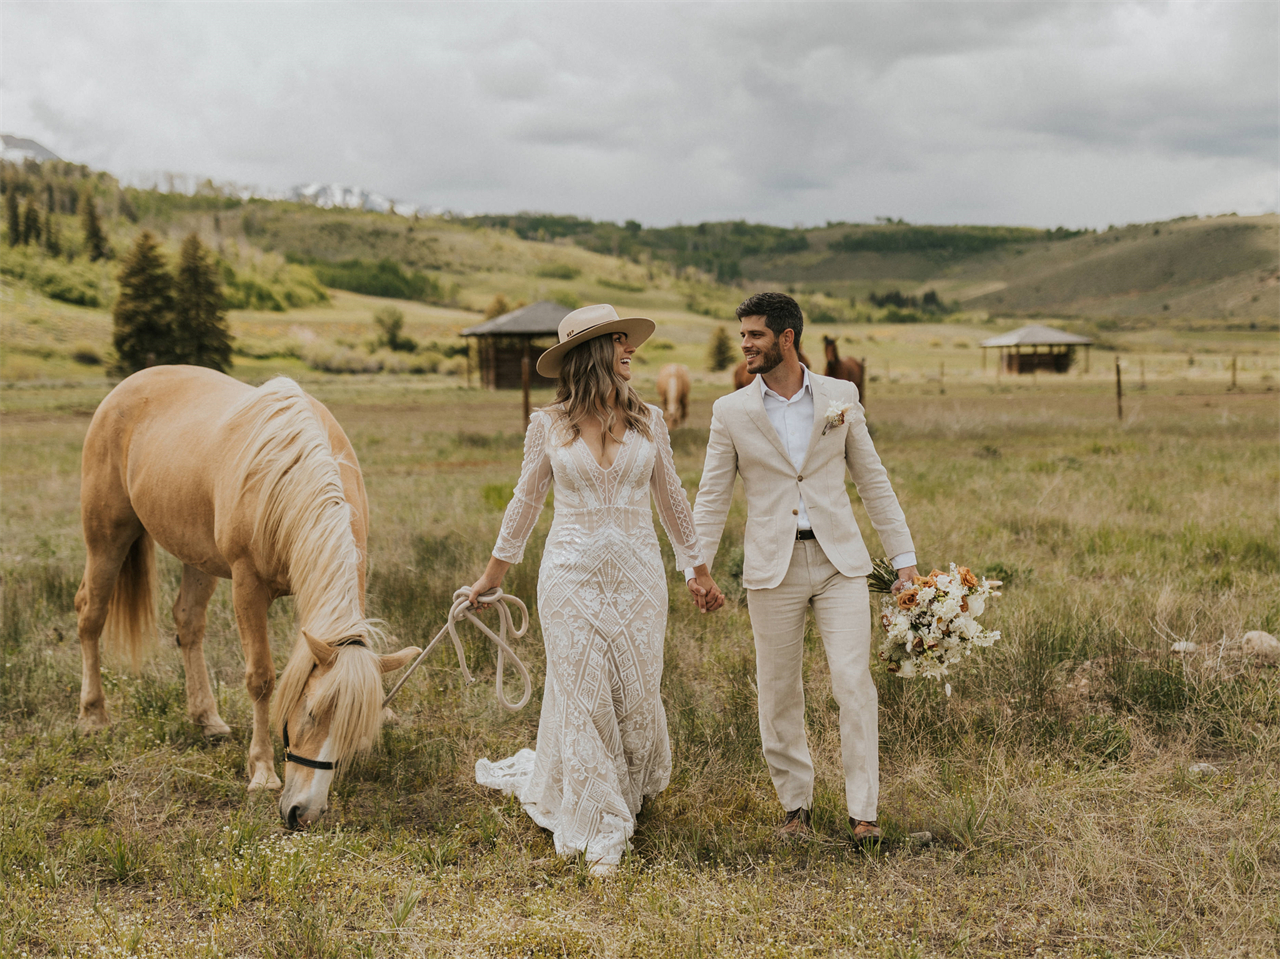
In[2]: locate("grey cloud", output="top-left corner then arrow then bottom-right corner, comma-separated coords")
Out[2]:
3,1 -> 1275,229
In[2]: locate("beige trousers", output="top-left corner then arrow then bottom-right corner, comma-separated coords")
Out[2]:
746,539 -> 877,821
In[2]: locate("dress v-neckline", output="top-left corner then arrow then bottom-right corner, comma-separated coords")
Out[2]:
577,430 -> 630,475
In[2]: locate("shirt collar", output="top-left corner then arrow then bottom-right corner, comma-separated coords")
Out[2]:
759,365 -> 812,403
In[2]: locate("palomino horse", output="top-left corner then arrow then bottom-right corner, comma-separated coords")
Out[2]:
732,346 -> 812,390
822,336 -> 865,398
75,367 -> 420,828
656,363 -> 690,429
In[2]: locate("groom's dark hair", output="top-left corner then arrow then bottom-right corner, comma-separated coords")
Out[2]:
736,292 -> 803,346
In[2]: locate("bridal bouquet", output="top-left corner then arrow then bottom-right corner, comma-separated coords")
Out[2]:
868,559 -> 1002,683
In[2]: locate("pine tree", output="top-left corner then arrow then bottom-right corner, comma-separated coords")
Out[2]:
81,189 -> 108,261
44,208 -> 61,257
707,324 -> 736,371
22,196 -> 41,246
4,187 -> 19,247
112,231 -> 176,376
172,233 -> 233,372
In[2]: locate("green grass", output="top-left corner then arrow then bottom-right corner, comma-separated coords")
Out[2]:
1,353 -> 1278,956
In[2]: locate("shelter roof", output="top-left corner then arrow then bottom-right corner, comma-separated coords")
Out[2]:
980,324 -> 1093,348
461,301 -> 571,337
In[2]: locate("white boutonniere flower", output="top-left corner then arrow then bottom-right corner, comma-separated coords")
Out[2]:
821,401 -> 853,435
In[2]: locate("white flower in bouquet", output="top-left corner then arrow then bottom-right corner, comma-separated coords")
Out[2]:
872,561 -> 1002,684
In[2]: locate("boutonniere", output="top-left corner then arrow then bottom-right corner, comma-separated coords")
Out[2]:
821,401 -> 853,435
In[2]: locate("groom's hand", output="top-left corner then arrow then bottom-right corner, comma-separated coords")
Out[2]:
688,571 -> 725,613
891,565 -> 919,594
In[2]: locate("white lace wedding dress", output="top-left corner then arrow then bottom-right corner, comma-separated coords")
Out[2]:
475,404 -> 703,866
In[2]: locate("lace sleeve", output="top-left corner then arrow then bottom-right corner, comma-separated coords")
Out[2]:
492,412 -> 554,564
648,408 -> 705,571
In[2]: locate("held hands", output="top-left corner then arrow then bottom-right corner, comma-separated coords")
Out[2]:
891,565 -> 919,595
686,565 -> 725,614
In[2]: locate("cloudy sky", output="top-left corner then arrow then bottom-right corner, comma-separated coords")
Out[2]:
4,1 -> 1276,229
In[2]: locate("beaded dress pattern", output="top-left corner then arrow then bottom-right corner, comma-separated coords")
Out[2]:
475,405 -> 703,865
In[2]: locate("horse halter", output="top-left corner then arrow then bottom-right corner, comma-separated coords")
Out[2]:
282,636 -> 365,773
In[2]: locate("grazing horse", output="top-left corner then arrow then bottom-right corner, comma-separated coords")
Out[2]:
656,363 -> 690,429
75,367 -> 420,828
732,346 -> 812,390
822,336 -> 865,398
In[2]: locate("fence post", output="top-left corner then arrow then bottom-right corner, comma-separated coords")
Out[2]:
1231,354 -> 1238,391
1115,358 -> 1123,422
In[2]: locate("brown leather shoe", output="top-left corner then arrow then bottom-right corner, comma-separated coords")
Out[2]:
849,818 -> 881,842
777,807 -> 812,839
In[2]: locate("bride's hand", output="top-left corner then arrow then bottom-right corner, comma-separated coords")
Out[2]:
468,556 -> 512,609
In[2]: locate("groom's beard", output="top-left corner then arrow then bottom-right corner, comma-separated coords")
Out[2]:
745,338 -> 784,376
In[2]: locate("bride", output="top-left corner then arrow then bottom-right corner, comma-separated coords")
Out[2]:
469,303 -> 722,875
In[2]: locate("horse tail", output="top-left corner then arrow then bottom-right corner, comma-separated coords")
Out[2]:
102,530 -> 158,669
666,370 -> 680,414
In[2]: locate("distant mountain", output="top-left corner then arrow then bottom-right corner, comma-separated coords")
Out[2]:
1,134 -> 62,163
287,182 -> 417,217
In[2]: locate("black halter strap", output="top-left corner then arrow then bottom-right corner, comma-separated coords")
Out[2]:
281,636 -> 366,772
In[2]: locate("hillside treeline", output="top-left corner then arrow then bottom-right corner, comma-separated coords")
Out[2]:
0,160 -> 328,312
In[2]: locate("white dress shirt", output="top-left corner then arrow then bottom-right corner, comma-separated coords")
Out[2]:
687,367 -> 915,582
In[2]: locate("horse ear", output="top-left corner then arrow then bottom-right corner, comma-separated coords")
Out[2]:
380,646 -> 422,674
302,629 -> 336,667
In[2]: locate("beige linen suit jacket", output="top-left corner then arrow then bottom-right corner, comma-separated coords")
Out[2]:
693,371 -> 914,591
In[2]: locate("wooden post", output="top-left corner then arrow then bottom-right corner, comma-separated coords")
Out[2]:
465,339 -> 473,389
939,361 -> 945,394
1084,344 -> 1091,374
1231,354 -> 1238,391
1115,357 -> 1123,422
521,337 -> 532,429
1139,357 -> 1146,390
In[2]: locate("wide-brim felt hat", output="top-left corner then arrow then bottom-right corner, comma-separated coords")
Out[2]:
535,304 -> 655,377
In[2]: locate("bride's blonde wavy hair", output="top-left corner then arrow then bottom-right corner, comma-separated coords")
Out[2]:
547,333 -> 653,445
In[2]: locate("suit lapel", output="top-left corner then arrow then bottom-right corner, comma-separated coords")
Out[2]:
797,374 -> 828,474
742,380 -> 792,464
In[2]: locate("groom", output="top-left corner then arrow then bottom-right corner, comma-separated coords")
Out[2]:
687,292 -> 917,841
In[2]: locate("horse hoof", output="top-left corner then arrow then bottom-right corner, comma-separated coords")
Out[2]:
77,710 -> 110,732
199,720 -> 232,738
248,771 -> 283,792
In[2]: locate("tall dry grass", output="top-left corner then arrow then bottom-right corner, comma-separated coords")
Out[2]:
1,378 -> 1276,958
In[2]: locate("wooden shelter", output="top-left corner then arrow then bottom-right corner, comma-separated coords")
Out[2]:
980,324 -> 1093,374
462,301 -> 569,425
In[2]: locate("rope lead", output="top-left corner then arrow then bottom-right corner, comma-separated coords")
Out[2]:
382,587 -> 532,712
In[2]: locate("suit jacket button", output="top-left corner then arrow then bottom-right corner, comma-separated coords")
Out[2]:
797,474 -> 804,482
792,509 -> 799,515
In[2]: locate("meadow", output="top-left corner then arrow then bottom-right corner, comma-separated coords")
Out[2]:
2,305 -> 1278,959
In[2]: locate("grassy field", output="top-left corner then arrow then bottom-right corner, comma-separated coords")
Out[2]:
2,313 -> 1278,959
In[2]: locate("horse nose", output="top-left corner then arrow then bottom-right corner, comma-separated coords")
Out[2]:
286,805 -> 302,831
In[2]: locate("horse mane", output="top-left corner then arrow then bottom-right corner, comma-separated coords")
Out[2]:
226,376 -> 385,758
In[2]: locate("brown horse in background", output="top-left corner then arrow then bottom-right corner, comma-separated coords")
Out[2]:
656,363 -> 690,429
823,336 -> 865,398
732,346 -> 812,390
76,367 -> 419,828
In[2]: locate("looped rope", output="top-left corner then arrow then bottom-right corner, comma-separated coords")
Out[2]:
382,587 -> 532,712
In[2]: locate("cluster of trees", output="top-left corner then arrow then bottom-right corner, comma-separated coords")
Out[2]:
463,214 -> 809,283
864,288 -> 954,312
297,255 -> 447,303
830,224 -> 1091,257
111,232 -> 233,376
3,176 -> 108,261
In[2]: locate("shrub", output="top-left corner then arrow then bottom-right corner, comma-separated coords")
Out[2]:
810,308 -> 840,324
598,277 -> 645,293
648,338 -> 676,351
310,257 -> 444,303
552,290 -> 582,310
70,342 -> 102,365
0,246 -> 107,307
373,306 -> 416,352
535,264 -> 581,280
